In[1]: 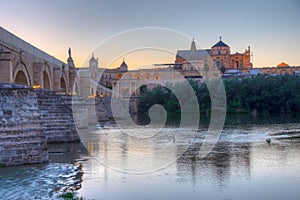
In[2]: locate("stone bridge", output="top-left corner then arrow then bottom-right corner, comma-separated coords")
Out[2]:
0,27 -> 76,94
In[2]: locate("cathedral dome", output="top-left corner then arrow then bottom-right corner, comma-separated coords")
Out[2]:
277,62 -> 289,67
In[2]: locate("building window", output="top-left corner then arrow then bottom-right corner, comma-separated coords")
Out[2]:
144,74 -> 150,79
153,74 -> 160,80
134,74 -> 142,80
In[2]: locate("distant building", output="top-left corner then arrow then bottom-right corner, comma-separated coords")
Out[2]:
76,55 -> 183,97
2,26 -> 299,98
277,62 -> 289,67
175,37 -> 253,72
255,62 -> 300,75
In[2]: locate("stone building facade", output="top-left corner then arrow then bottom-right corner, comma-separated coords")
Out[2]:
175,37 -> 252,72
76,55 -> 196,99
255,63 -> 300,75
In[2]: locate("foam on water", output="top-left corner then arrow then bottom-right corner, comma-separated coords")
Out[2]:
0,163 -> 82,200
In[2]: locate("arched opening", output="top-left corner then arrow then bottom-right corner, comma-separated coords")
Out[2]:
144,73 -> 150,80
15,70 -> 29,85
216,60 -> 221,68
153,73 -> 161,80
280,70 -> 287,75
43,71 -> 51,89
235,61 -> 239,68
60,77 -> 66,92
134,73 -> 142,80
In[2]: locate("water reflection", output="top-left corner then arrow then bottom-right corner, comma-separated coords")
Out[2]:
176,140 -> 251,190
78,119 -> 300,200
1,115 -> 300,200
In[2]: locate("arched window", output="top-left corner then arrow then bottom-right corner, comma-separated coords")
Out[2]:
144,73 -> 150,79
134,74 -> 142,80
153,73 -> 161,80
216,60 -> 221,68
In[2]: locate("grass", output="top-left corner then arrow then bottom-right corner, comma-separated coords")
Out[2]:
58,192 -> 86,200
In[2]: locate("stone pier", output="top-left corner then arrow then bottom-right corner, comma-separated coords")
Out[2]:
36,90 -> 80,143
0,82 -> 84,166
0,83 -> 48,166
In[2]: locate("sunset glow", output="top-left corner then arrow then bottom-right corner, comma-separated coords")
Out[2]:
0,0 -> 299,68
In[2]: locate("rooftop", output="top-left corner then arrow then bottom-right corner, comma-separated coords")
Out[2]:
212,37 -> 229,48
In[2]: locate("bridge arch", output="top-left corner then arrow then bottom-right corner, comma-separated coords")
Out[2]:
13,62 -> 31,86
15,70 -> 29,85
42,63 -> 52,89
60,71 -> 68,93
43,71 -> 51,89
60,76 -> 66,92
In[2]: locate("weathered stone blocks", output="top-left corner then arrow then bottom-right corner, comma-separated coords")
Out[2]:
0,83 -> 48,166
36,90 -> 80,143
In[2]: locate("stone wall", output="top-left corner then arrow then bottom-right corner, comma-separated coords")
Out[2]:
0,82 -> 117,166
36,90 -> 80,143
0,83 -> 48,166
0,83 -> 83,166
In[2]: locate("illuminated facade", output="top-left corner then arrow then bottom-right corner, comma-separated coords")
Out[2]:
175,37 -> 253,72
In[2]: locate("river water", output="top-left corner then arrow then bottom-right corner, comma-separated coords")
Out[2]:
0,115 -> 300,200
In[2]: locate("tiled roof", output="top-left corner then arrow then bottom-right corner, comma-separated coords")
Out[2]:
212,40 -> 229,48
176,49 -> 210,61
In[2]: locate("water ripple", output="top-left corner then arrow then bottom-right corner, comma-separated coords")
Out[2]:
0,163 -> 83,200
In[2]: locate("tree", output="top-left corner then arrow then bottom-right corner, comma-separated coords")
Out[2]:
221,65 -> 226,74
137,74 -> 300,115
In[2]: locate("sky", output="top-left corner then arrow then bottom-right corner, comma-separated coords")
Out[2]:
0,0 -> 299,68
